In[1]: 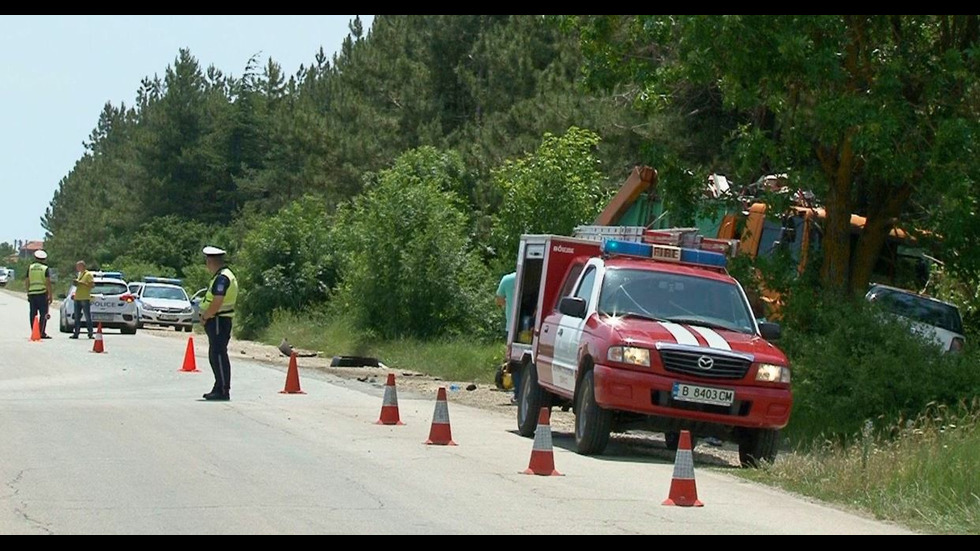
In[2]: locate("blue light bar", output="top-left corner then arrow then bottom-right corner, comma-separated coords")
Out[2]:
679,249 -> 728,268
602,239 -> 653,258
603,238 -> 728,269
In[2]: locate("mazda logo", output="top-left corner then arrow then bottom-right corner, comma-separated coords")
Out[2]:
697,356 -> 715,370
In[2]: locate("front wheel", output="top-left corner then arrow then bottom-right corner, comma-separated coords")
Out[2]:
574,370 -> 612,456
737,428 -> 780,468
517,361 -> 549,438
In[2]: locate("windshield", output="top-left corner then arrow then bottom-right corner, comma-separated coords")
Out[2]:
92,282 -> 128,296
598,269 -> 756,334
870,287 -> 964,334
142,286 -> 189,301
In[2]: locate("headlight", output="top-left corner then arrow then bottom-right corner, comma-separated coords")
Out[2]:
181,307 -> 193,314
607,346 -> 651,367
756,364 -> 791,384
143,305 -> 157,312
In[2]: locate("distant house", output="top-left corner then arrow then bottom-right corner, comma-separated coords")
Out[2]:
18,241 -> 45,260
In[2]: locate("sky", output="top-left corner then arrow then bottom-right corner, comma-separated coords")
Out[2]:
0,14 -> 374,247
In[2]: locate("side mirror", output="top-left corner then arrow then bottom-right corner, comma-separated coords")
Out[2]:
759,322 -> 782,341
559,296 -> 587,319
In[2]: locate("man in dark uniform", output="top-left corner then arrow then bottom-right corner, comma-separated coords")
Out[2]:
199,246 -> 239,402
27,250 -> 53,339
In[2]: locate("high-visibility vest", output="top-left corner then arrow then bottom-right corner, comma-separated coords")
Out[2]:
201,267 -> 238,318
28,263 -> 48,295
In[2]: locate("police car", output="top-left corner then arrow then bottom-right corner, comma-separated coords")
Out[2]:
135,277 -> 194,332
59,272 -> 139,335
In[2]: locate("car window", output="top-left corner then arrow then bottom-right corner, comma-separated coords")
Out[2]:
92,282 -> 128,296
869,287 -> 964,335
142,286 -> 189,301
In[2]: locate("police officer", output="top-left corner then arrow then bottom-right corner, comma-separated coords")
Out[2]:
199,246 -> 239,401
27,250 -> 53,339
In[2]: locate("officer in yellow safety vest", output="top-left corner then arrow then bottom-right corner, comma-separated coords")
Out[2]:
27,250 -> 53,339
199,246 -> 239,402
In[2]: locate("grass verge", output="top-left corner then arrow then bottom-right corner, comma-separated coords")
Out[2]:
735,400 -> 980,535
257,309 -> 504,385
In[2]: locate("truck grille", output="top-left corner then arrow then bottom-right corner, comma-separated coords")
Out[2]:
659,349 -> 751,380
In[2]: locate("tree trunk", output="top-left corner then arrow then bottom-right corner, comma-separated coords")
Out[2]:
817,137 -> 857,295
848,184 -> 913,295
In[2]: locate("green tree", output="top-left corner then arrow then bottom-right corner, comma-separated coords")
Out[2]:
236,196 -> 338,338
0,242 -> 15,259
490,127 -> 609,271
333,147 -> 496,340
569,15 -> 980,295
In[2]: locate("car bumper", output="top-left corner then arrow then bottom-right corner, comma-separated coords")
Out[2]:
65,311 -> 138,329
594,363 -> 792,430
141,311 -> 194,326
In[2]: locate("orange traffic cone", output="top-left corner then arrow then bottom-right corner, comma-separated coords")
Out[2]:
376,373 -> 404,426
92,324 -> 105,354
522,408 -> 563,476
180,337 -> 200,373
663,430 -> 703,507
425,387 -> 457,446
280,352 -> 306,394
30,314 -> 41,342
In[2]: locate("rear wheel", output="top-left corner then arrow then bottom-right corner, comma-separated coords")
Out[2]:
737,428 -> 780,468
60,315 -> 70,334
517,361 -> 549,438
574,370 -> 612,456
121,326 -> 137,336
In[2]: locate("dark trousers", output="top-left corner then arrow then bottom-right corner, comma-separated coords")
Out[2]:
28,294 -> 49,336
205,317 -> 233,395
73,300 -> 94,337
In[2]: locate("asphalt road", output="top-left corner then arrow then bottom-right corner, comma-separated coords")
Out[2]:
0,290 -> 918,535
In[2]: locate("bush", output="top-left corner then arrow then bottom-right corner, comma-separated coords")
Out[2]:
235,196 -> 339,338
332,147 -> 497,341
778,285 -> 980,449
489,127 -> 608,272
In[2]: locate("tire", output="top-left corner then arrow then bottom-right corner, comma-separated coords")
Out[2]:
121,326 -> 138,336
517,361 -> 549,438
60,314 -> 70,334
574,370 -> 612,456
174,326 -> 182,332
184,326 -> 192,333
738,428 -> 780,468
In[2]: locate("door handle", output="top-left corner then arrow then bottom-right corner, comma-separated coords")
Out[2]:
557,328 -> 564,337
543,326 -> 549,334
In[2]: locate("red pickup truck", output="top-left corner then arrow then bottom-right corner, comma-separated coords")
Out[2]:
504,227 -> 792,467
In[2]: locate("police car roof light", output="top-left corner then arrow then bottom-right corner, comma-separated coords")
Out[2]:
144,277 -> 183,286
94,271 -> 125,280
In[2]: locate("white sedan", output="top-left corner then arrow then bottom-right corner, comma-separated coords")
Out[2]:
136,282 -> 195,332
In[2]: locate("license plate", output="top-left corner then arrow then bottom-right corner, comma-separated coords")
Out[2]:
159,315 -> 177,322
672,383 -> 735,407
92,313 -> 115,322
